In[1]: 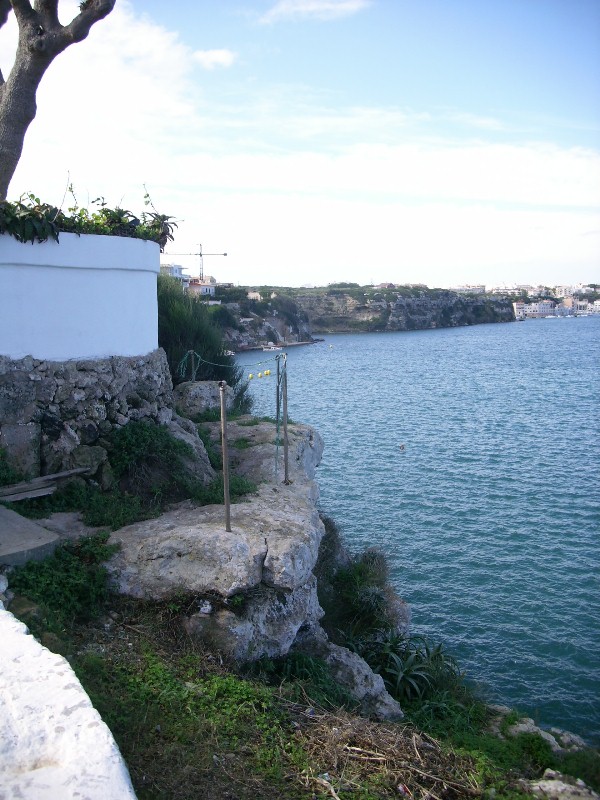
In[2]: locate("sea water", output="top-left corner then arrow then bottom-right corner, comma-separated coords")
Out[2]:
236,317 -> 600,742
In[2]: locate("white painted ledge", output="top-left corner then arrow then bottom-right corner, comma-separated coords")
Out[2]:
0,609 -> 137,800
0,232 -> 159,360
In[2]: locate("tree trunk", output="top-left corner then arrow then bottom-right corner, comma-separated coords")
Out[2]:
0,0 -> 115,200
0,49 -> 51,199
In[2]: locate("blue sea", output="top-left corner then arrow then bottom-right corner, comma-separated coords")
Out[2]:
236,316 -> 600,742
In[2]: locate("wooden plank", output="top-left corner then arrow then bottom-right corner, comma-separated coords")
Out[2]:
0,485 -> 58,502
0,467 -> 90,498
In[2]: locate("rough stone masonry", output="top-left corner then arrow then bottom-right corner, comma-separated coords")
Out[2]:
0,348 -> 174,480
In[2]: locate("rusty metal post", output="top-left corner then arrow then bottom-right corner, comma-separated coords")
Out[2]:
219,380 -> 231,531
282,357 -> 291,484
276,355 -> 281,428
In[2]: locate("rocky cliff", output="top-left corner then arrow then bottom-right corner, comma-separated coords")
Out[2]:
292,289 -> 515,333
214,287 -> 514,348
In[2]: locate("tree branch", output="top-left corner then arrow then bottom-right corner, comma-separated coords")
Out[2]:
8,0 -> 36,27
64,0 -> 115,44
33,0 -> 59,27
0,0 -> 12,28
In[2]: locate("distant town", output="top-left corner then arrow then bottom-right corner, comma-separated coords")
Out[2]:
447,283 -> 600,319
159,263 -> 600,320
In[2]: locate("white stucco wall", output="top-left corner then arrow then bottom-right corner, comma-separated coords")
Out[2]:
0,233 -> 159,360
0,608 -> 137,800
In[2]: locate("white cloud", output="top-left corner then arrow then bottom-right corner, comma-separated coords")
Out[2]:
192,49 -> 237,70
260,0 -> 371,24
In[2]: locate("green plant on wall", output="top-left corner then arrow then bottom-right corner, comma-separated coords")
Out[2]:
0,191 -> 176,250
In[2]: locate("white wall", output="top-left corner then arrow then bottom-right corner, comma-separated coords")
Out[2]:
0,608 -> 137,800
0,233 -> 159,360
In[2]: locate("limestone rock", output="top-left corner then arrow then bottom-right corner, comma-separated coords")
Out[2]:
174,380 -> 234,418
549,728 -> 588,752
292,625 -> 404,722
67,444 -> 108,476
108,505 -> 269,599
183,577 -> 323,661
0,422 -> 41,477
167,415 -> 215,485
508,720 -> 564,753
525,770 -> 599,800
0,369 -> 37,423
105,419 -> 327,666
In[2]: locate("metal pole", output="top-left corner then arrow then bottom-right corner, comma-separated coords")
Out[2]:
276,355 -> 281,427
282,357 -> 291,484
219,380 -> 232,531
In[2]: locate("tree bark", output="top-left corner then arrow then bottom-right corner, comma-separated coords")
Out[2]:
0,0 -> 115,199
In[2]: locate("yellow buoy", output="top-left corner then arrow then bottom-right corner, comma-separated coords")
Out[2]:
248,373 -> 254,379
265,369 -> 271,376
258,372 -> 263,378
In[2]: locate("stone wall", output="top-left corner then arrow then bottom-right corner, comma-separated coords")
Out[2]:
0,348 -> 174,480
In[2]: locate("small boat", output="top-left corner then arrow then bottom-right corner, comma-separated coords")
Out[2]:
263,344 -> 283,351
224,350 -> 235,356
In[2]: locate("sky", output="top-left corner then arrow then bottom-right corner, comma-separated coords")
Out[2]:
1,0 -> 599,288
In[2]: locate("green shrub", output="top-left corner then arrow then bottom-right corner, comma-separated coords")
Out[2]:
158,275 -> 248,394
108,419 -> 191,480
10,532 -> 119,632
329,548 -> 394,634
559,749 -> 600,791
246,652 -> 357,711
358,632 -> 463,703
232,436 -> 252,450
15,421 -> 257,529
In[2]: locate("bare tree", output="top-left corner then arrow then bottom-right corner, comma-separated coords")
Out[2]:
0,0 -> 115,199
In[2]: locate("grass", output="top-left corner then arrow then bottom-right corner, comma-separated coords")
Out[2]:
232,436 -> 253,450
8,532 -> 119,635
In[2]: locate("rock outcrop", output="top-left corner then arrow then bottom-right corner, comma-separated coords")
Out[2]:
107,420 -> 326,660
174,380 -> 234,418
105,414 -> 404,719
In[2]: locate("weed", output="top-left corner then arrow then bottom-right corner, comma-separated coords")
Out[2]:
196,425 -> 222,469
326,548 -> 395,635
14,482 -> 154,530
73,639 -> 309,799
82,490 -> 152,529
108,419 -> 191,481
246,653 -> 358,712
232,436 -> 253,450
9,532 -> 118,633
190,474 -> 258,506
